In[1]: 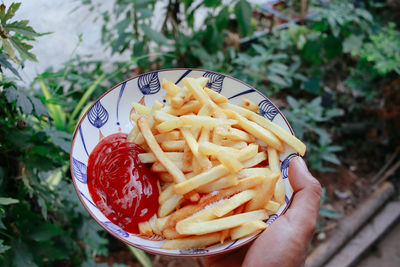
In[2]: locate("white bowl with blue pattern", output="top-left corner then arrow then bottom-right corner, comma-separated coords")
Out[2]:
70,68 -> 298,257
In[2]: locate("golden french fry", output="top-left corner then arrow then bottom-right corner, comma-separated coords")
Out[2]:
132,102 -> 151,116
167,100 -> 202,116
220,139 -> 248,149
148,214 -> 162,236
159,172 -> 174,183
162,79 -> 181,96
182,143 -> 193,171
181,115 -> 237,128
216,150 -> 243,172
130,113 -> 140,123
230,220 -> 267,240
215,126 -> 255,142
171,86 -> 191,109
224,109 -> 284,152
155,215 -> 170,229
265,200 -> 281,214
161,140 -> 186,152
154,130 -> 181,143
220,229 -> 230,244
159,183 -> 174,204
245,171 -> 280,212
138,152 -> 183,164
152,160 -> 193,173
267,147 -> 285,204
154,110 -> 176,122
156,117 -> 185,133
237,167 -> 273,179
241,97 -> 259,113
213,190 -> 255,217
242,152 -> 267,168
174,165 -> 229,195
138,221 -> 153,236
204,87 -> 228,104
176,209 -> 268,235
197,174 -> 238,193
158,193 -> 184,217
221,103 -> 306,155
127,126 -> 139,142
274,179 -> 285,205
180,128 -> 212,171
198,127 -> 210,144
161,233 -> 221,250
183,77 -> 219,111
137,116 -> 186,183
198,141 -> 239,157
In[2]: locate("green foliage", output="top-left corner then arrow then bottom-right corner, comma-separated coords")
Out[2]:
0,2 -> 41,64
83,0 -> 255,70
316,187 -> 342,233
283,96 -> 343,172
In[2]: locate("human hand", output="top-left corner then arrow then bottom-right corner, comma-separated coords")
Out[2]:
203,156 -> 322,267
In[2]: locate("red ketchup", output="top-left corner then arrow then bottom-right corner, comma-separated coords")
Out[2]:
87,133 -> 159,233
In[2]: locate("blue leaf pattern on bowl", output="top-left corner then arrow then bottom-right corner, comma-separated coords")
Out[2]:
203,72 -> 224,93
138,72 -> 160,95
88,101 -> 109,128
259,99 -> 278,121
72,157 -> 87,183
281,153 -> 298,179
102,221 -> 129,238
266,214 -> 278,225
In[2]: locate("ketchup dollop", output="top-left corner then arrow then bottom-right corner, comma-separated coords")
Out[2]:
87,133 -> 159,233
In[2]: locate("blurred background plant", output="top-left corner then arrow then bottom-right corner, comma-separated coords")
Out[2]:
1,0 -> 399,266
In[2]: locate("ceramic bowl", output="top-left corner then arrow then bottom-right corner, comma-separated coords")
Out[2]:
70,68 -> 298,257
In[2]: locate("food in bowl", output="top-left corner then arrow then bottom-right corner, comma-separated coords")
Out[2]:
86,76 -> 306,250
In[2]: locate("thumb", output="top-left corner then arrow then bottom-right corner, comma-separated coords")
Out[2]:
286,157 -> 321,230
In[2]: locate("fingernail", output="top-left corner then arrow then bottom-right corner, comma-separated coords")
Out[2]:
293,156 -> 308,171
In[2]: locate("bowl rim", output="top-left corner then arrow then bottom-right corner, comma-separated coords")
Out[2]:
70,68 -> 295,257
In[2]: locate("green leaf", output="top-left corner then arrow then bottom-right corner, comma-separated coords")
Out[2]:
0,53 -> 21,78
0,197 -> 19,205
43,128 -> 71,153
0,3 -> 21,24
37,196 -> 48,220
138,7 -> 153,19
319,207 -> 342,218
16,90 -> 33,114
4,88 -> 33,114
287,96 -> 300,109
29,222 -> 63,241
234,0 -> 252,37
215,6 -> 229,30
9,36 -> 37,62
2,39 -> 16,62
5,20 -> 39,37
303,77 -> 321,94
343,34 -> 363,55
267,74 -> 288,87
13,242 -> 38,267
127,245 -> 154,267
140,24 -> 170,46
30,96 -> 48,117
0,239 -> 10,253
322,152 -> 341,165
204,0 -> 222,8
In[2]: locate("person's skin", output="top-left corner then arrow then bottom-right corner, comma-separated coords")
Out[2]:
203,156 -> 322,267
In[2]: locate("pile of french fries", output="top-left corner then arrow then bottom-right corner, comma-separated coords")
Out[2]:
126,77 -> 306,250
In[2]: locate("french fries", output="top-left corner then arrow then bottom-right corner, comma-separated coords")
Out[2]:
130,77 -> 305,249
